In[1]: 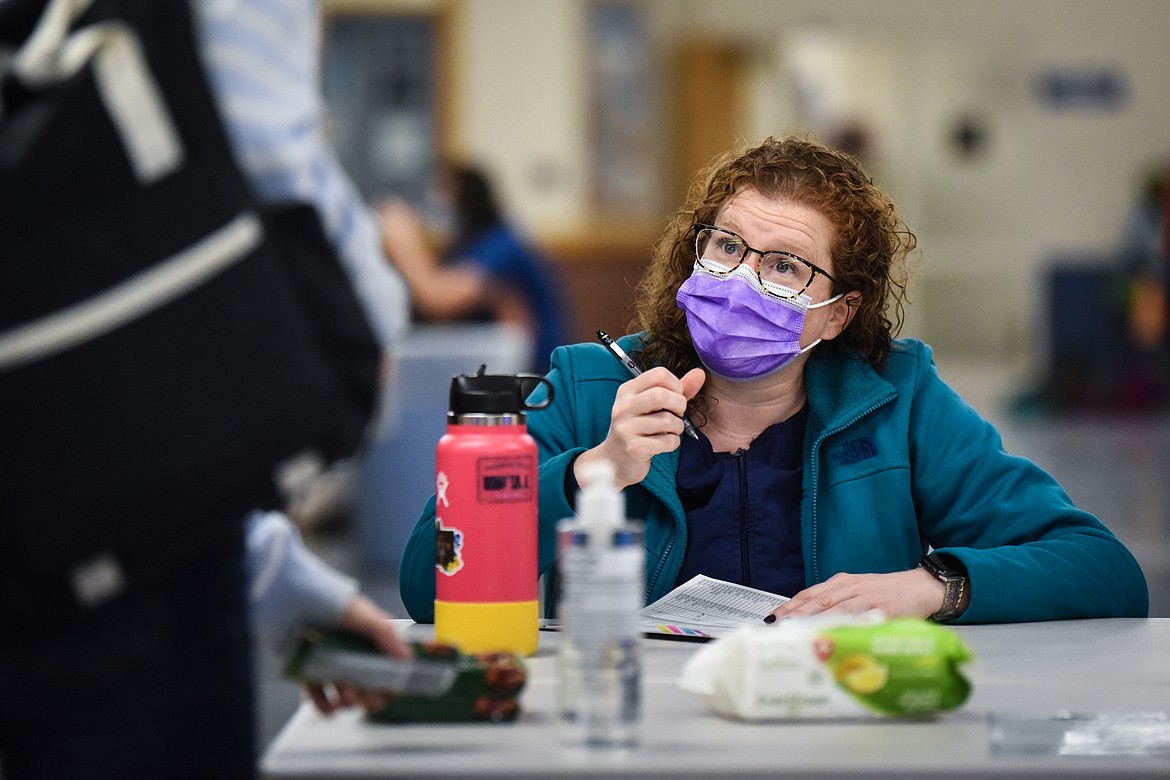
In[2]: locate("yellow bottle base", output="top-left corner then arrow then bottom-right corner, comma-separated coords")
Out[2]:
434,599 -> 539,656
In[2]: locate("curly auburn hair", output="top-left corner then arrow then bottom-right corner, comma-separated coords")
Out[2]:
634,135 -> 915,394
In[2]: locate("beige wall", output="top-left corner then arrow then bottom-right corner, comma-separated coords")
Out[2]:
338,0 -> 1170,366
455,0 -> 592,232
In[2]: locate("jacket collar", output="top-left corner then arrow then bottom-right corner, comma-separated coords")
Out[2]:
803,344 -> 897,434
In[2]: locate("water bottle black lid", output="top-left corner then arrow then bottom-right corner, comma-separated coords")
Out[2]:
448,365 -> 554,415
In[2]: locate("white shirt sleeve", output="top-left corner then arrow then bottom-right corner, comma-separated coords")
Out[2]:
245,510 -> 359,648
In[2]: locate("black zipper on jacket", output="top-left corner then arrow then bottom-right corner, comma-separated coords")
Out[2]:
735,448 -> 751,587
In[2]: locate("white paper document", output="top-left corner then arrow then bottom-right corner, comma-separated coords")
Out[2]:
639,575 -> 790,640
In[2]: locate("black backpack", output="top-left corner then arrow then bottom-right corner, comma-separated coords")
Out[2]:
0,0 -> 381,607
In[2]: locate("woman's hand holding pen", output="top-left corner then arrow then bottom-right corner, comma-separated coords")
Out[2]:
577,366 -> 706,490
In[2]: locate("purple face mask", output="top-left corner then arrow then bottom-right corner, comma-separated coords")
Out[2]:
676,264 -> 841,381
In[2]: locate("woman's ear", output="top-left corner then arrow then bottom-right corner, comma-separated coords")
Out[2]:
823,292 -> 862,340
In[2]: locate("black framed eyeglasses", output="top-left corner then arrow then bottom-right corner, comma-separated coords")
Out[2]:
693,223 -> 836,300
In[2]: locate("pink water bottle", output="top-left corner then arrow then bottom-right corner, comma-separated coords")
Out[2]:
433,366 -> 553,656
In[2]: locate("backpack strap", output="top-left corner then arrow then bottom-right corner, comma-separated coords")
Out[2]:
0,211 -> 262,372
4,0 -> 182,181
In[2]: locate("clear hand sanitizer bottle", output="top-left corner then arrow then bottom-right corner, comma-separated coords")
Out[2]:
556,458 -> 643,752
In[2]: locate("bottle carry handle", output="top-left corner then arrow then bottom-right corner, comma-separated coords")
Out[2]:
516,373 -> 554,412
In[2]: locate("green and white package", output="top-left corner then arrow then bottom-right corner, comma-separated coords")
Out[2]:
678,612 -> 973,719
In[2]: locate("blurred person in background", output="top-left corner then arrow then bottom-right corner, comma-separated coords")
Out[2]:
195,0 -> 417,710
198,0 -> 418,725
196,0 -> 413,530
1011,159 -> 1169,418
1118,160 -> 1168,406
378,161 -> 570,373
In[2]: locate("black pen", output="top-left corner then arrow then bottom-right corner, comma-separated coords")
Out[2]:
596,329 -> 700,440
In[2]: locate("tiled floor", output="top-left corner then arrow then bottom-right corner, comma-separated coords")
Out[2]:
255,360 -> 1170,750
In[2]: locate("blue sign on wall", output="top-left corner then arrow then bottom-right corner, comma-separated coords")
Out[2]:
1034,68 -> 1130,111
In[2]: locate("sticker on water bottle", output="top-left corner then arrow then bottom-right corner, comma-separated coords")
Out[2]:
476,456 -> 534,503
435,518 -> 465,576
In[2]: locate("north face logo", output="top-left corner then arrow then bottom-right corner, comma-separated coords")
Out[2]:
830,437 -> 878,466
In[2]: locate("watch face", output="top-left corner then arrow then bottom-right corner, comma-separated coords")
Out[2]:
924,554 -> 961,580
923,555 -> 944,578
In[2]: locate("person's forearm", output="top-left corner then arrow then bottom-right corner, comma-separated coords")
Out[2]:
246,511 -> 359,646
398,265 -> 486,319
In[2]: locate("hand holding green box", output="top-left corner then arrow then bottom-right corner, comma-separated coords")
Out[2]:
286,629 -> 527,723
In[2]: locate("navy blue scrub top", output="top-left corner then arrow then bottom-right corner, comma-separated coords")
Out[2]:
674,405 -> 808,597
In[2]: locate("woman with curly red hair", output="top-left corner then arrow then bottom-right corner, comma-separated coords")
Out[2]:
400,135 -> 1147,624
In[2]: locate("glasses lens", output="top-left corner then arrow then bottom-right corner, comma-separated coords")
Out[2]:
695,228 -> 742,273
695,228 -> 812,297
758,252 -> 813,295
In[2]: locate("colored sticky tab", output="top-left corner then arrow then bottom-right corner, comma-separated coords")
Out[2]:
656,624 -> 712,638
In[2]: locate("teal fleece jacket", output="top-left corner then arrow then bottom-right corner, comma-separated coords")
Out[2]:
400,336 -> 1148,623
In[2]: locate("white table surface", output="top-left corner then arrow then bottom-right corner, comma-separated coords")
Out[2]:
262,618 -> 1170,779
